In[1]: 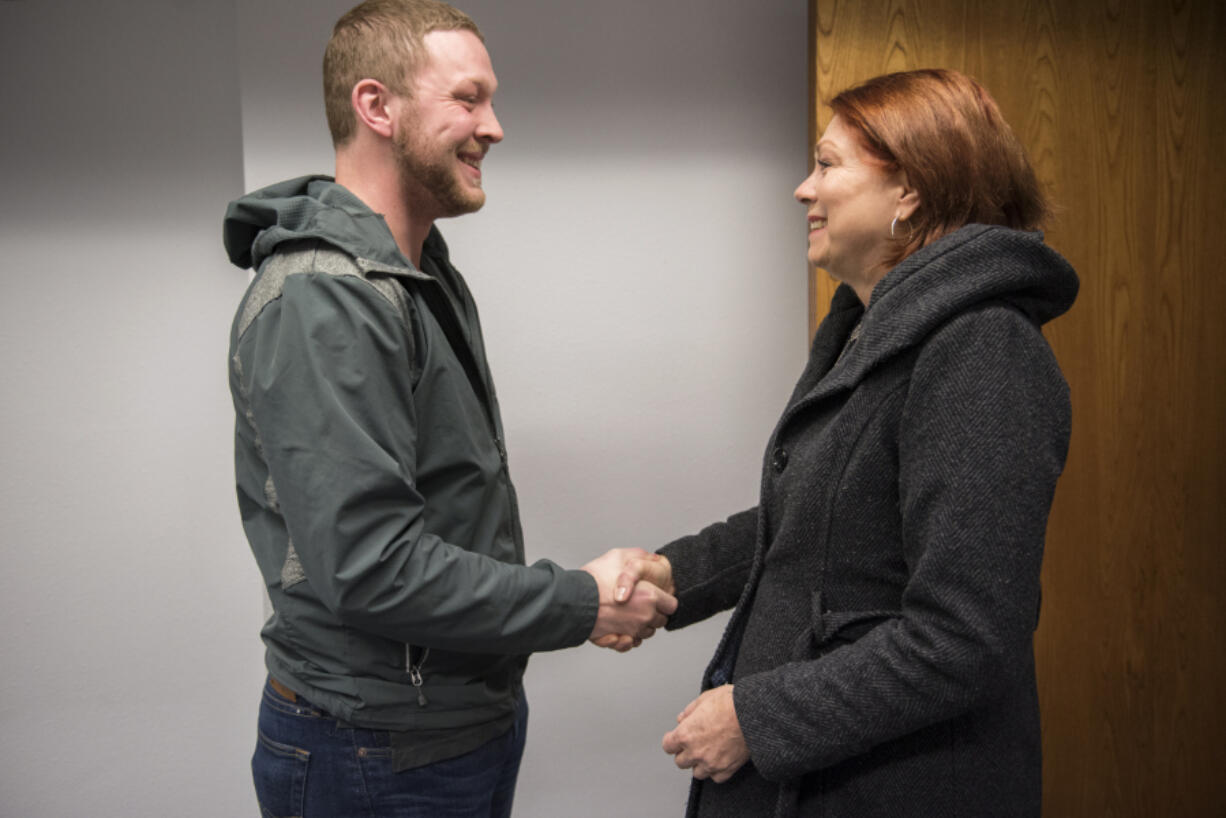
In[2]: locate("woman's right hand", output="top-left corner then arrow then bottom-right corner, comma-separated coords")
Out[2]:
588,550 -> 675,651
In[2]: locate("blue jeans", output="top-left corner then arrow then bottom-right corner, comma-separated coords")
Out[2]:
252,677 -> 528,818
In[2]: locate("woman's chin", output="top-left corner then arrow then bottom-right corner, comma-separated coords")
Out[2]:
814,261 -> 841,282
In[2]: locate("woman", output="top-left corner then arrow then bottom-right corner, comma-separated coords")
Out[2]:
633,69 -> 1078,817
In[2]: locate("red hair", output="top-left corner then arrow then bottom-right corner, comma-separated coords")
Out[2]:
830,69 -> 1049,266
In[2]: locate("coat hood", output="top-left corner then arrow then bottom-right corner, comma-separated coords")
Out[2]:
223,175 -> 442,274
871,223 -> 1077,324
830,224 -> 1078,379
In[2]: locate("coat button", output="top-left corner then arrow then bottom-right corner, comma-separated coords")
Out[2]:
772,446 -> 788,473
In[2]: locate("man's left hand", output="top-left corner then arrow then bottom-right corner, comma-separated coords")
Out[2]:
661,684 -> 749,783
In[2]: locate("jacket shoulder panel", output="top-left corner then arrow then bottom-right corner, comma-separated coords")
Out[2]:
235,238 -> 413,342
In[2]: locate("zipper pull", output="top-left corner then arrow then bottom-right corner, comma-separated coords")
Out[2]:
407,646 -> 430,707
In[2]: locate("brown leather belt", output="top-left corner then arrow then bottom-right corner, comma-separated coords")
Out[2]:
269,676 -> 298,703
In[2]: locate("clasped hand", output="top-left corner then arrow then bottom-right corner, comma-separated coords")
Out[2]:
581,548 -> 675,652
581,551 -> 750,782
661,684 -> 749,783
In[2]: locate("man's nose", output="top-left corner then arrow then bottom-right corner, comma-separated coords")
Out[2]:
478,106 -> 503,143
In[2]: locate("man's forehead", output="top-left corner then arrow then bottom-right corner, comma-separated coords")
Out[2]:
413,29 -> 497,90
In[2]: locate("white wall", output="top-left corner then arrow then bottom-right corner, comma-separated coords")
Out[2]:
1,0 -> 807,815
0,2 -> 263,817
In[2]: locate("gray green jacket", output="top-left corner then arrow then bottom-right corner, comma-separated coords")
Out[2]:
224,176 -> 597,731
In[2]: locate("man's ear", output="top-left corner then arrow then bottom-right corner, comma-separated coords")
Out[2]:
351,78 -> 397,139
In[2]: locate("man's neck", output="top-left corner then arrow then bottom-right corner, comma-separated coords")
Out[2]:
335,156 -> 433,268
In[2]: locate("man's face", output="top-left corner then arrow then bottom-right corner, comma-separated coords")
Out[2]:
394,29 -> 503,221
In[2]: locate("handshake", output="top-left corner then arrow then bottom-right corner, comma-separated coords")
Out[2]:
580,548 -> 751,782
581,548 -> 676,652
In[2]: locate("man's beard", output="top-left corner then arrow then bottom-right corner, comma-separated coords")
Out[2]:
394,123 -> 485,220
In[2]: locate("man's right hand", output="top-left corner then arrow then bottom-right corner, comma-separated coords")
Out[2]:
582,548 -> 677,653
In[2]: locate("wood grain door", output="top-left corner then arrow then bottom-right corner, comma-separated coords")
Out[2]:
807,1 -> 1226,813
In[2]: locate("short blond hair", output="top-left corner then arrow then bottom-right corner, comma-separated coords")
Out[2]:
323,0 -> 482,146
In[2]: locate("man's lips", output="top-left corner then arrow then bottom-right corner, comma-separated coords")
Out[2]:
458,148 -> 485,177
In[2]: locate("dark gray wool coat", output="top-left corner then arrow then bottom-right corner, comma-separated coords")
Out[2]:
659,224 -> 1079,818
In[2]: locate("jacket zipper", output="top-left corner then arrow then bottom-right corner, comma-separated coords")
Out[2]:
404,274 -> 516,704
406,644 -> 430,707
423,280 -> 520,551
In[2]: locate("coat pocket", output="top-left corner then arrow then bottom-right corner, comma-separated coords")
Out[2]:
791,591 -> 900,661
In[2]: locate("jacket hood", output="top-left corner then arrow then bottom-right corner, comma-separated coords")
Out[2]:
223,175 -> 444,273
855,223 -> 1076,355
814,224 -> 1078,395
872,223 -> 1077,322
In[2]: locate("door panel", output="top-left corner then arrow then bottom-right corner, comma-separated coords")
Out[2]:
809,1 -> 1226,813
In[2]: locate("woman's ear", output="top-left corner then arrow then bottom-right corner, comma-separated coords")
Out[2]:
350,78 -> 396,139
895,172 -> 920,222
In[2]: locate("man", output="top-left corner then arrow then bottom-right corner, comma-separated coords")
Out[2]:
222,2 -> 674,815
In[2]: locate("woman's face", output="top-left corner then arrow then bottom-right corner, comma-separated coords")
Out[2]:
794,114 -> 913,304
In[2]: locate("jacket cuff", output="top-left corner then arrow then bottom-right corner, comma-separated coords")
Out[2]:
552,566 -> 600,647
658,540 -> 750,630
733,671 -> 807,783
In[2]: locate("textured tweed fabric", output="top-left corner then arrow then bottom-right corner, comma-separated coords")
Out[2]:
660,224 -> 1079,818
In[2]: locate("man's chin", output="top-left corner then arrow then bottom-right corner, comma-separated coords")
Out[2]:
465,189 -> 486,211
441,188 -> 486,217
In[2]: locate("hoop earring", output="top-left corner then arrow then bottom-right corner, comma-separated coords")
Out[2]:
891,216 -> 899,237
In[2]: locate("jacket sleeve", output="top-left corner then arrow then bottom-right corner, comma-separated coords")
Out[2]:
236,271 -> 597,654
659,507 -> 758,629
733,306 -> 1071,780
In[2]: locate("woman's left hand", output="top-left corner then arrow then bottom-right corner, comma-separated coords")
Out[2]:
662,684 -> 750,783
